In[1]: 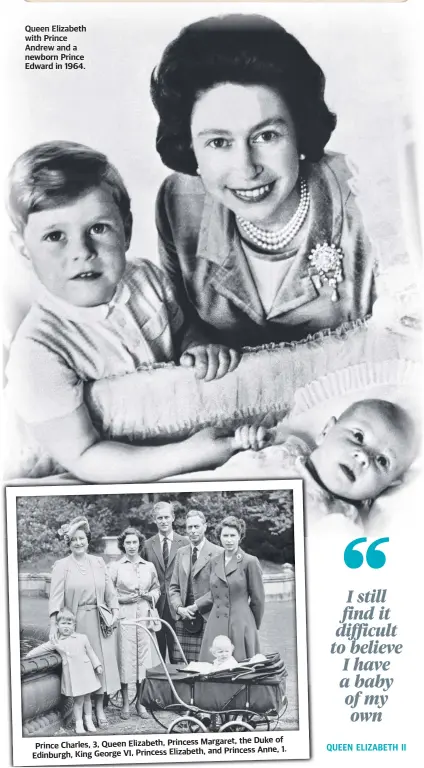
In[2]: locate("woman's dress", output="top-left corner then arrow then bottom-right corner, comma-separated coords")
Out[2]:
49,554 -> 120,695
156,152 -> 375,347
109,556 -> 161,684
200,549 -> 265,662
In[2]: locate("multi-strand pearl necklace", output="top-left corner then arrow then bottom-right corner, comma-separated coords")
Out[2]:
236,177 -> 310,252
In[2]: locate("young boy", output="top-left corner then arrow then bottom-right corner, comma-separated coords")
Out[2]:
232,398 -> 417,528
6,141 -> 240,482
25,609 -> 102,734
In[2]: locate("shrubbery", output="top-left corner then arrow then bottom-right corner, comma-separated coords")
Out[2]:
17,489 -> 294,566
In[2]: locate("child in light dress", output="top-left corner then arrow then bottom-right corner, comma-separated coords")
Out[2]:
25,608 -> 102,734
6,141 -> 240,483
210,635 -> 239,671
230,398 -> 418,530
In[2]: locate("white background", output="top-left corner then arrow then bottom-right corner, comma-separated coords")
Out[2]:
1,1 -> 424,766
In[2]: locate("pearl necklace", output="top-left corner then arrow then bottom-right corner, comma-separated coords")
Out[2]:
236,178 -> 309,252
72,554 -> 88,574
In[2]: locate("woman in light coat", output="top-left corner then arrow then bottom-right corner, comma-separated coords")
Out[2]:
49,516 -> 120,729
109,527 -> 161,718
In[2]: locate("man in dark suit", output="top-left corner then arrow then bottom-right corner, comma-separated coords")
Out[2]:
169,510 -> 222,662
143,501 -> 188,662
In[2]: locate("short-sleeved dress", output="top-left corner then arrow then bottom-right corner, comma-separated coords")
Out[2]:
109,556 -> 161,684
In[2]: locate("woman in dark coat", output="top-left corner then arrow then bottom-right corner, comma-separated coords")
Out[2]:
200,516 -> 265,662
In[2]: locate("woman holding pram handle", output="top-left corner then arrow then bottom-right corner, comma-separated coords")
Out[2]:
200,516 -> 265,662
109,527 -> 161,719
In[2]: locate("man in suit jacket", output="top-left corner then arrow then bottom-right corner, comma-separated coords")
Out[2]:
169,510 -> 222,662
143,501 -> 189,662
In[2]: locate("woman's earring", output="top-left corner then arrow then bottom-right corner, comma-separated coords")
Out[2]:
299,153 -> 306,161
196,167 -> 200,176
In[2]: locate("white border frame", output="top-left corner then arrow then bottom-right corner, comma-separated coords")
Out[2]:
7,479 -> 309,765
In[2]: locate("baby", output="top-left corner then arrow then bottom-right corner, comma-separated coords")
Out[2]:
25,609 -> 102,734
210,635 -> 239,670
6,141 -> 240,482
233,398 -> 417,528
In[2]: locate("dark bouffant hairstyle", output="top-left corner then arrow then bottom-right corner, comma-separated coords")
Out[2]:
217,515 -> 246,541
151,14 -> 337,175
117,526 -> 146,553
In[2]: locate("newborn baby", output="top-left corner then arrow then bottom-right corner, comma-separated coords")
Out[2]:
229,398 -> 417,530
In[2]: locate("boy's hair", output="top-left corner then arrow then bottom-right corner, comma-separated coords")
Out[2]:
7,141 -> 132,238
57,607 -> 76,624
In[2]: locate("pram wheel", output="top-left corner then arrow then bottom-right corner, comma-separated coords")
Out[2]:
219,718 -> 255,733
168,716 -> 208,734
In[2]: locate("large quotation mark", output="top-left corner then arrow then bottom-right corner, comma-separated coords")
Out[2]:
344,537 -> 389,569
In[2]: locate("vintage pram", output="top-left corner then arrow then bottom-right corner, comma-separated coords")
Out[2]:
121,618 -> 288,733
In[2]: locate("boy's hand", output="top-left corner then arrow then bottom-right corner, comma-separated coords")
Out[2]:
96,665 -> 103,675
234,424 -> 272,452
180,344 -> 240,382
187,427 -> 238,468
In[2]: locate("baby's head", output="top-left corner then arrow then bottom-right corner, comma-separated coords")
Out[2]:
8,141 -> 132,307
210,635 -> 234,663
56,608 -> 76,638
309,399 -> 417,503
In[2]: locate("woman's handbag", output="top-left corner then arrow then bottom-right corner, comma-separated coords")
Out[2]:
98,604 -> 115,638
181,612 -> 204,636
145,605 -> 162,632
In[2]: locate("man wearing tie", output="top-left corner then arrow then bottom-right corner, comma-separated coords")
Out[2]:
143,501 -> 189,662
169,510 -> 222,662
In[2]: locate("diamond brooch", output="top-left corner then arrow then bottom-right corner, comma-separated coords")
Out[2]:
308,242 -> 344,302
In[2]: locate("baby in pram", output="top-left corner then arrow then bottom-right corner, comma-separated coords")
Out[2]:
210,636 -> 238,671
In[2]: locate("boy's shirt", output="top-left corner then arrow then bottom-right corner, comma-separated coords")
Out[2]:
6,259 -> 183,424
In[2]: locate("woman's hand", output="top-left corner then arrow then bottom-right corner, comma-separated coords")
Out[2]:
139,591 -> 153,605
180,344 -> 240,382
177,606 -> 194,620
234,424 -> 273,452
96,665 -> 103,676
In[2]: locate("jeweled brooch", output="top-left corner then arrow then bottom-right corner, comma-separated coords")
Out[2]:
308,242 -> 344,302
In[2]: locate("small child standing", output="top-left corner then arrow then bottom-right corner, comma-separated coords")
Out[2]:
210,635 -> 239,670
25,608 -> 103,734
6,141 -> 240,482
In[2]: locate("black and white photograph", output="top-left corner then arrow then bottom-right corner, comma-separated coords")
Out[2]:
1,1 -> 423,765
2,3 -> 421,537
7,481 -> 309,763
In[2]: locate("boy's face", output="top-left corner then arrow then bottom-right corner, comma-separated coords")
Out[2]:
57,617 -> 75,637
212,639 -> 233,662
19,186 -> 128,307
310,403 -> 413,502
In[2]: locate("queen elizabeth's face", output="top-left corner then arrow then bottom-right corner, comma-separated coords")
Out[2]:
69,529 -> 89,557
220,526 -> 241,553
191,83 -> 300,230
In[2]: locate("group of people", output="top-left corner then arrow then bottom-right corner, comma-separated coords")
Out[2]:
5,13 -> 412,514
26,503 -> 265,734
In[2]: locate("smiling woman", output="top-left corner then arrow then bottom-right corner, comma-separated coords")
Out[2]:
151,13 -> 376,348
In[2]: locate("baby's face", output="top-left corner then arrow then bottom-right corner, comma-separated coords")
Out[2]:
310,404 -> 412,502
21,186 -> 128,307
57,617 -> 75,637
212,640 -> 233,662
